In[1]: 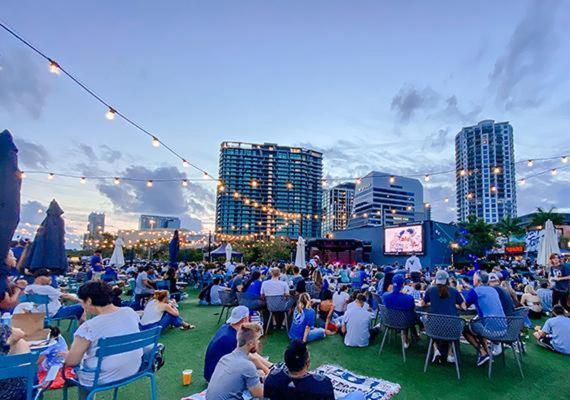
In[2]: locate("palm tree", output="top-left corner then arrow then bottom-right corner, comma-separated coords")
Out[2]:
458,215 -> 496,257
530,207 -> 564,228
494,216 -> 524,242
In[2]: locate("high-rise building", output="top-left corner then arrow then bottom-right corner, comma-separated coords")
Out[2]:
216,142 -> 323,238
455,120 -> 516,223
139,215 -> 181,230
321,182 -> 355,236
87,212 -> 105,237
347,172 -> 425,229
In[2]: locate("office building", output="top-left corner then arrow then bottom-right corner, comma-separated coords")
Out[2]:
321,182 -> 355,236
455,120 -> 516,223
139,215 -> 181,230
347,172 -> 425,229
215,142 -> 323,238
87,212 -> 105,237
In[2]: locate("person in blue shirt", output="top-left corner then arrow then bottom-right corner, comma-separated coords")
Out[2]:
463,270 -> 506,366
534,305 -> 570,355
550,254 -> 570,312
243,271 -> 262,296
289,293 -> 332,342
203,306 -> 249,381
382,274 -> 418,348
90,250 -> 103,272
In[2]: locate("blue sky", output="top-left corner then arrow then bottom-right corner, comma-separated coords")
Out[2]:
1,0 -> 569,246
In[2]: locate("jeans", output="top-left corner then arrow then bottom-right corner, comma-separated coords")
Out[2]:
54,304 -> 84,320
141,313 -> 183,334
306,328 -> 326,342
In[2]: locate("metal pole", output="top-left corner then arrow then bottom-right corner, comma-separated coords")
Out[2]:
208,231 -> 212,262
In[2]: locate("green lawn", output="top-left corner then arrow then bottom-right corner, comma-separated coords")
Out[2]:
48,290 -> 569,400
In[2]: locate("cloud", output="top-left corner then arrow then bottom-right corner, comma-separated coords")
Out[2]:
390,85 -> 439,122
99,145 -> 122,162
0,49 -> 51,118
19,200 -> 47,226
14,138 -> 51,169
489,0 -> 563,110
77,143 -> 97,160
439,96 -> 482,123
423,128 -> 451,151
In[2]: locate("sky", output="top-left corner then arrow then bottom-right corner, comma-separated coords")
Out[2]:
1,0 -> 569,248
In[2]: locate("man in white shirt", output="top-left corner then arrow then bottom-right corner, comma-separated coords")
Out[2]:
341,293 -> 372,347
260,268 -> 289,297
24,269 -> 85,323
405,253 -> 422,282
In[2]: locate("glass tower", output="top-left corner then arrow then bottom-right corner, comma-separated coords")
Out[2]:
455,120 -> 517,223
321,182 -> 355,236
216,142 -> 323,238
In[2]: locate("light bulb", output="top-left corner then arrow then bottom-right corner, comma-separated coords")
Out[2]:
490,186 -> 497,192
114,177 -> 120,185
424,203 -> 431,208
527,160 -> 533,167
182,179 -> 188,187
444,197 -> 449,203
48,173 -> 54,180
389,175 -> 395,184
355,178 -> 362,185
20,171 -> 26,179
424,174 -> 430,182
286,182 -> 293,189
551,168 -> 558,176
151,137 -> 160,147
459,169 -> 466,177
493,167 -> 501,174
251,179 -> 258,188
182,159 -> 189,168
519,178 -> 526,185
48,59 -> 61,74
105,107 -> 116,120
321,179 -> 327,187
80,177 -> 86,184
146,180 -> 154,188
562,156 -> 568,164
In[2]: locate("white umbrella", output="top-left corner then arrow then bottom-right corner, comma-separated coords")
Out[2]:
109,237 -> 125,267
225,242 -> 233,262
537,220 -> 560,268
295,236 -> 306,269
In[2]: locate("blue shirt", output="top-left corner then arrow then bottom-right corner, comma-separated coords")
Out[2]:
543,315 -> 570,355
423,286 -> 463,316
382,290 -> 415,311
90,255 -> 102,272
465,286 -> 505,318
203,324 -> 237,381
553,263 -> 570,293
289,307 -> 316,341
245,280 -> 262,296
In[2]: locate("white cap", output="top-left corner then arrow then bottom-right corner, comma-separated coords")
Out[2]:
227,305 -> 249,324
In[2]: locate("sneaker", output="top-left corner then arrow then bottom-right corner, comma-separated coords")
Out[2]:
447,355 -> 456,363
477,354 -> 490,366
403,341 -> 410,349
432,348 -> 441,363
491,343 -> 502,356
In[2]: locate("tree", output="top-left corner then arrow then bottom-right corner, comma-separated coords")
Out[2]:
457,215 -> 496,257
494,216 -> 524,242
530,207 -> 564,228
234,238 -> 294,263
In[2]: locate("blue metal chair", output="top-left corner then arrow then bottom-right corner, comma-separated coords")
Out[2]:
237,292 -> 265,312
371,293 -> 382,326
217,290 -> 238,324
155,280 -> 170,290
264,295 -> 293,334
0,352 -> 60,400
63,327 -> 161,400
419,312 -> 464,379
377,305 -> 418,362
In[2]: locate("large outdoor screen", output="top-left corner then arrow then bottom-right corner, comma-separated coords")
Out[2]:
384,224 -> 424,255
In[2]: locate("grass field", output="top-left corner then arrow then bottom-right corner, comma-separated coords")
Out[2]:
47,289 -> 569,400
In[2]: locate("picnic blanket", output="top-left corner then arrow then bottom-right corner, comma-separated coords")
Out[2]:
182,365 -> 400,400
314,364 -> 400,400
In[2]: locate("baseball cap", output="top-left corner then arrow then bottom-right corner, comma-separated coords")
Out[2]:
226,305 -> 249,324
435,270 -> 449,285
488,273 -> 500,283
392,274 -> 405,288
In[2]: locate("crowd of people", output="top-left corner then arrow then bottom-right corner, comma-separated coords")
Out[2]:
1,246 -> 569,400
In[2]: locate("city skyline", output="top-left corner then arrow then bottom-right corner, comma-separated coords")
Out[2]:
2,1 -> 569,248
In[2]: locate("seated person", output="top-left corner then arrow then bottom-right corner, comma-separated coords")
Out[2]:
534,305 -> 569,355
209,278 -> 224,305
463,271 -> 506,366
64,281 -> 143,388
101,266 -> 118,282
295,269 -> 312,295
0,325 -> 30,400
206,323 -> 265,400
261,268 -> 289,298
332,285 -> 350,316
537,281 -> 553,313
341,293 -> 372,347
521,285 -> 542,319
264,340 -> 365,400
230,266 -> 247,296
382,274 -> 418,348
139,290 -> 194,332
24,269 -> 85,323
242,271 -> 263,297
204,306 -> 250,382
289,293 -> 333,343
134,265 -> 155,307
317,290 -> 336,330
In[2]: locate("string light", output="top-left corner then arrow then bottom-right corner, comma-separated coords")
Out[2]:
424,174 -> 430,182
551,168 -> 558,176
146,180 -> 153,188
459,169 -> 466,177
48,59 -> 61,74
467,192 -> 473,200
562,156 -> 568,164
490,185 -> 497,193
114,177 -> 120,185
424,202 -> 430,208
105,107 -> 116,120
20,171 -> 26,179
493,167 -> 501,174
519,178 -> 526,185
251,179 -> 258,188
389,175 -> 395,184
444,197 -> 449,203
527,160 -> 534,167
151,136 -> 160,148
48,173 -> 54,180
286,182 -> 293,190
355,178 -> 362,185
182,179 -> 188,187
80,177 -> 86,184
182,159 -> 189,168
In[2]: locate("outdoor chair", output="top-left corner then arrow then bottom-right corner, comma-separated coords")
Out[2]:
62,327 -> 161,400
155,280 -> 170,290
371,293 -> 382,326
237,292 -> 265,311
18,294 -> 78,334
473,315 -> 525,379
511,307 -> 529,354
305,282 -> 320,300
419,312 -> 464,379
0,352 -> 60,400
217,290 -> 237,324
377,305 -> 419,362
264,295 -> 293,334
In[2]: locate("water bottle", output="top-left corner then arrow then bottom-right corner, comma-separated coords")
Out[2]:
1,312 -> 12,328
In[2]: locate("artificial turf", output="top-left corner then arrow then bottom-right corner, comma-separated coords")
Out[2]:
47,289 -> 569,400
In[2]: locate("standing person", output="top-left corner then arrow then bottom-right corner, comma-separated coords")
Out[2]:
550,254 -> 570,311
206,323 -> 265,400
405,252 -> 422,282
139,290 -> 194,333
341,293 -> 372,347
89,250 -> 103,280
533,305 -> 570,355
64,281 -> 143,388
289,293 -> 331,343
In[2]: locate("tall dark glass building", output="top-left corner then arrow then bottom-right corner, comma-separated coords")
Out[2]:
215,142 -> 323,238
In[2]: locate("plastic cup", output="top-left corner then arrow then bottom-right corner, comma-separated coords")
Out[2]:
182,369 -> 193,385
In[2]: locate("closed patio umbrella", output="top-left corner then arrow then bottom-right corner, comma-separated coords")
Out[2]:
21,199 -> 68,274
169,230 -> 180,267
225,242 -> 233,262
537,219 -> 560,269
109,237 -> 125,267
0,130 -> 21,295
295,236 -> 306,268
